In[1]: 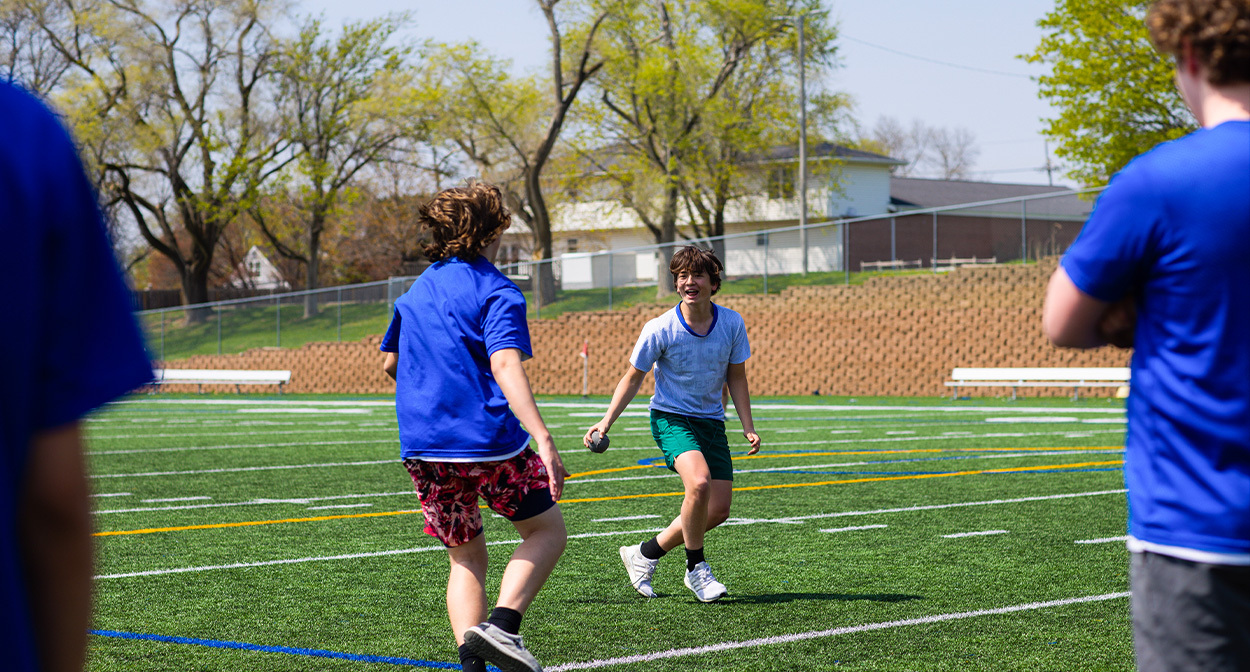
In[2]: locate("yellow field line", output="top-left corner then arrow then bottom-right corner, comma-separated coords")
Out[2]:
566,446 -> 1122,478
94,457 -> 1124,538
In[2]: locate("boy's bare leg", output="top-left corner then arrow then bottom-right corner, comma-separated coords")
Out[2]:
495,505 -> 567,614
656,476 -> 733,551
446,534 -> 490,645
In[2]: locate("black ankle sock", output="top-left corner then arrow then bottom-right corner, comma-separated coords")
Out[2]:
487,606 -> 523,635
458,643 -> 487,672
686,546 -> 705,571
639,537 -> 666,560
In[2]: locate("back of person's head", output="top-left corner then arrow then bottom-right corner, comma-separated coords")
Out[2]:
419,179 -> 512,262
1148,0 -> 1250,85
669,245 -> 724,295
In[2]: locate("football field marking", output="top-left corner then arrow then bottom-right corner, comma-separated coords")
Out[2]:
544,592 -> 1131,671
819,524 -> 888,533
943,530 -> 1008,538
1076,536 -> 1129,544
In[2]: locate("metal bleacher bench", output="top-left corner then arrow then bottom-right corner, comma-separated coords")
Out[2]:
152,368 -> 292,394
945,367 -> 1130,401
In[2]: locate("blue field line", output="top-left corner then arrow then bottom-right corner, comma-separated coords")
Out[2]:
90,630 -> 478,669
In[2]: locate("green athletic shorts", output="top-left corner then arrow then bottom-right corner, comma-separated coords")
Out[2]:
650,409 -> 734,481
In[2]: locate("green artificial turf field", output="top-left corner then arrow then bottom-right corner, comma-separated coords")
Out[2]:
86,395 -> 1134,671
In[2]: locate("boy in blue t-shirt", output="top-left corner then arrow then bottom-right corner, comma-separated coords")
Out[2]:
1042,1 -> 1250,669
1,82 -> 154,672
584,246 -> 760,603
381,181 -> 567,672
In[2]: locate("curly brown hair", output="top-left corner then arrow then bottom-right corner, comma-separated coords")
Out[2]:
1148,0 -> 1250,85
669,245 -> 724,295
418,180 -> 513,262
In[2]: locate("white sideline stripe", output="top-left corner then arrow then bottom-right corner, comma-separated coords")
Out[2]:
91,460 -> 394,479
819,524 -> 888,533
986,417 -> 1078,423
111,398 -> 1127,414
943,530 -> 1008,538
141,496 -> 211,503
237,408 -> 371,414
1076,536 -> 1129,545
95,491 -> 413,515
92,492 -> 131,498
94,526 -> 668,580
95,490 -> 1126,578
544,592 -> 1131,671
592,515 -> 661,522
306,504 -> 372,510
767,489 -> 1127,524
88,428 -> 394,441
88,439 -> 392,456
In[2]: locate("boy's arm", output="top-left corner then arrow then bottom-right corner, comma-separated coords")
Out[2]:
382,352 -> 398,380
18,422 -> 92,672
584,365 -> 648,448
489,347 -> 569,500
1043,267 -> 1114,349
726,362 -> 760,455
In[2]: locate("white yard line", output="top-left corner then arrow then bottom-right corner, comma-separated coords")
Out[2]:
87,428 -> 394,441
88,439 -> 393,456
110,398 -> 1127,414
96,490 -> 1126,578
943,530 -> 1008,538
91,460 -> 394,479
544,592 -> 1131,671
819,524 -> 888,533
1076,536 -> 1129,545
94,526 -> 669,580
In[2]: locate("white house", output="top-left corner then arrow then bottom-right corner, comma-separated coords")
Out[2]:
231,245 -> 291,291
512,143 -> 905,288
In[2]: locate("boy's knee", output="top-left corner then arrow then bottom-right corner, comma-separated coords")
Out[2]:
707,506 -> 731,528
684,475 -> 711,500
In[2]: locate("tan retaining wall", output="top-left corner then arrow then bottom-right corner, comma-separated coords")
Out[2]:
156,256 -> 1129,398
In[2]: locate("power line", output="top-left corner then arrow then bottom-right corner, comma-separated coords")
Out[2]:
841,35 -> 1034,79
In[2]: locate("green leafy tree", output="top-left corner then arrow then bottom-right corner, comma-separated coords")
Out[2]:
34,0 -> 292,322
423,0 -> 610,307
256,15 -> 419,318
1024,0 -> 1194,186
586,0 -> 822,298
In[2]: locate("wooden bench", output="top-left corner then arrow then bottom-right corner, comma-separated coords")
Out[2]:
152,369 -> 292,394
931,256 -> 996,271
860,259 -> 923,272
945,367 -> 1130,401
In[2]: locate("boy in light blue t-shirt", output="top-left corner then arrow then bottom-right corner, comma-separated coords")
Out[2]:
381,181 -> 567,672
585,246 -> 760,603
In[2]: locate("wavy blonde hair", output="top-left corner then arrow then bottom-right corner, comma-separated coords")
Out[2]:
1149,0 -> 1250,85
419,180 -> 513,262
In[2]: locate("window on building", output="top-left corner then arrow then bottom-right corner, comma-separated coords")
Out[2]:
567,238 -> 579,253
767,167 -> 795,200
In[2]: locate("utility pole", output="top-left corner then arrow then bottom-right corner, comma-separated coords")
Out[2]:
1044,139 -> 1055,187
798,14 -> 808,275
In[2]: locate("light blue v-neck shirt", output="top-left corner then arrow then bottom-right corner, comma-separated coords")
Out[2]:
629,304 -> 751,420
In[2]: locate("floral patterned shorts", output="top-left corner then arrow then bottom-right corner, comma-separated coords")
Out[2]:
402,448 -> 554,547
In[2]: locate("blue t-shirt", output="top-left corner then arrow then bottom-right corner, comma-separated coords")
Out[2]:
381,256 -> 532,462
1061,120 -> 1250,558
0,83 -> 154,671
630,304 -> 751,420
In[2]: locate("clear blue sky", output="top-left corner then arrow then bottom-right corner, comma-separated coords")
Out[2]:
301,0 -> 1071,186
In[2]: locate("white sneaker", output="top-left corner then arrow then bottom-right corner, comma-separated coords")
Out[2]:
684,561 -> 727,602
619,544 -> 659,598
463,622 -> 542,672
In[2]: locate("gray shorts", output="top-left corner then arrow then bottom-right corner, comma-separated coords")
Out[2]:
1130,551 -> 1250,672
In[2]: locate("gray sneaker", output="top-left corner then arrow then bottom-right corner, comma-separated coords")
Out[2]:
619,544 -> 659,598
684,561 -> 727,602
463,622 -> 542,672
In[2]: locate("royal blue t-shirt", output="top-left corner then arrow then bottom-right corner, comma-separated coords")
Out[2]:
381,256 -> 532,461
0,83 -> 154,671
1061,120 -> 1250,558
